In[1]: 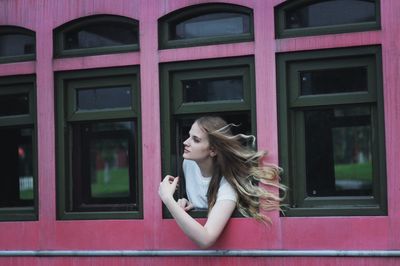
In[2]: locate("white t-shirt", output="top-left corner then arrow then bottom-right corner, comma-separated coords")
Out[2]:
182,159 -> 238,209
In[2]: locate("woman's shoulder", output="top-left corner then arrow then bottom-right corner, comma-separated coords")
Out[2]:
217,177 -> 238,202
220,177 -> 233,189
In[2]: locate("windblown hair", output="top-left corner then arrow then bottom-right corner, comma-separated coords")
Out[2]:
195,116 -> 286,223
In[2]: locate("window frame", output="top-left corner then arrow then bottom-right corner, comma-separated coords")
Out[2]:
53,15 -> 139,58
55,66 -> 143,220
160,56 -> 256,218
0,75 -> 38,221
158,3 -> 254,49
275,0 -> 381,39
277,45 -> 387,217
0,26 -> 36,64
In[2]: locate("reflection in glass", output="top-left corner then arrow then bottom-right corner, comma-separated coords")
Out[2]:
173,13 -> 250,39
72,121 -> 136,208
332,126 -> 372,192
90,137 -> 130,199
0,127 -> 34,207
65,21 -> 138,50
304,106 -> 372,197
0,93 -> 29,116
182,77 -> 243,102
286,0 -> 376,29
18,129 -> 34,201
300,67 -> 367,95
77,86 -> 132,110
0,34 -> 35,57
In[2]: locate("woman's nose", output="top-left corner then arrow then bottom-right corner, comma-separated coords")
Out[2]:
183,138 -> 189,146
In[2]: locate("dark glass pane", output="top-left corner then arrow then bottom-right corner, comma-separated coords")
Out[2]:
304,106 -> 372,197
0,34 -> 35,57
0,93 -> 29,116
182,77 -> 244,102
72,121 -> 137,210
286,0 -> 376,29
300,67 -> 367,95
77,86 -> 132,110
64,21 -> 138,50
0,127 -> 34,207
173,13 -> 250,39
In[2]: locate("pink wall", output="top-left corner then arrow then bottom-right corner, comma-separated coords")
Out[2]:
0,0 -> 399,265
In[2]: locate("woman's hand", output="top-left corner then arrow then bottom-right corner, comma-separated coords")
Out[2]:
158,175 -> 179,203
177,198 -> 194,212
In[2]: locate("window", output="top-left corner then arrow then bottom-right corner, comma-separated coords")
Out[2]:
160,56 -> 255,217
54,15 -> 139,57
275,0 -> 380,38
0,75 -> 37,221
0,26 -> 35,63
159,3 -> 253,49
277,46 -> 387,216
55,67 -> 142,220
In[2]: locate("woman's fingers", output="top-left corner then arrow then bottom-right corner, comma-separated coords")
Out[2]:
164,175 -> 174,183
159,175 -> 179,201
184,201 -> 194,211
171,176 -> 179,187
177,198 -> 186,208
159,175 -> 183,204
165,175 -> 180,187
177,198 -> 194,212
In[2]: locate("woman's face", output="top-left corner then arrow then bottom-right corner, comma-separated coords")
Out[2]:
183,122 -> 214,162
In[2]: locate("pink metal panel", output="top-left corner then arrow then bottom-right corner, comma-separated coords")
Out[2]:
0,0 -> 399,264
381,0 -> 400,249
35,5 -> 58,250
138,0 -> 164,249
0,62 -> 35,77
2,257 -> 400,266
275,31 -> 382,53
159,42 -> 254,63
53,53 -> 140,72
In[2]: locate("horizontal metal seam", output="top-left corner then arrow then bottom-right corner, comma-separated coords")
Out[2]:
1,250 -> 400,257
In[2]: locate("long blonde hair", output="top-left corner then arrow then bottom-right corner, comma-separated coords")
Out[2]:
195,116 -> 286,223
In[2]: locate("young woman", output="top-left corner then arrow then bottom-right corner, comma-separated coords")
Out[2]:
158,116 -> 285,248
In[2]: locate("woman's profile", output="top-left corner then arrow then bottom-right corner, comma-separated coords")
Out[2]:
158,116 -> 285,248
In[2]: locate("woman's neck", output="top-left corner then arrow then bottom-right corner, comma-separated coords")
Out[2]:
196,157 -> 214,177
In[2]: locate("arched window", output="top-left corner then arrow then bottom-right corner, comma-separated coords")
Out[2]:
275,0 -> 380,38
54,15 -> 139,57
159,3 -> 253,49
0,26 -> 35,64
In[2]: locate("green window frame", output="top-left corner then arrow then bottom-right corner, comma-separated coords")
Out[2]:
277,46 -> 387,217
55,67 -> 142,220
275,0 -> 381,39
0,26 -> 35,64
53,15 -> 139,58
160,56 -> 256,218
0,75 -> 38,221
158,3 -> 254,49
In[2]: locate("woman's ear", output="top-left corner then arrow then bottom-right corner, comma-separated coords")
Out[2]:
209,147 -> 217,157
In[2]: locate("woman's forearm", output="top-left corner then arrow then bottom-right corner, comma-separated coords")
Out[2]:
163,196 -> 216,248
159,175 -> 235,248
